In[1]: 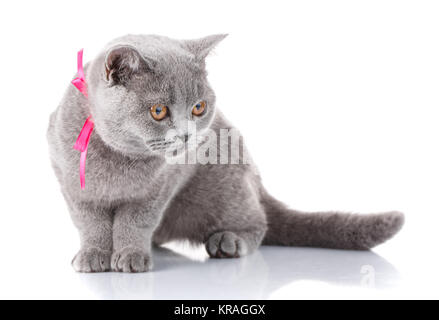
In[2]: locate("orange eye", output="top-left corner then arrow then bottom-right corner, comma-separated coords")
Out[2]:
150,104 -> 168,121
192,101 -> 206,116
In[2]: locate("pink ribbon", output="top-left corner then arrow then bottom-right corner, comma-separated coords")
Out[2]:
72,49 -> 93,189
71,49 -> 88,97
74,116 -> 94,189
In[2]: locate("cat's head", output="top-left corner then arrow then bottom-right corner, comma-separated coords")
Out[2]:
87,34 -> 226,157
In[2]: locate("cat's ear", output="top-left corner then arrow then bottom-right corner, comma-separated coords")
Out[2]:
183,34 -> 228,60
104,45 -> 153,85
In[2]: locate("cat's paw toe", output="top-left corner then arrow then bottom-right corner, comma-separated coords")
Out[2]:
206,231 -> 248,258
72,247 -> 111,273
111,247 -> 152,273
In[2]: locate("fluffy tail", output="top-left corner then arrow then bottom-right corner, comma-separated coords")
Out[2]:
261,190 -> 404,250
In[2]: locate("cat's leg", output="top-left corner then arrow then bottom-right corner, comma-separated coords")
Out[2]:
111,202 -> 162,273
70,202 -> 113,273
157,170 -> 267,259
202,174 -> 267,258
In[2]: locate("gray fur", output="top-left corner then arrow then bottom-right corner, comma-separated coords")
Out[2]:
47,34 -> 404,273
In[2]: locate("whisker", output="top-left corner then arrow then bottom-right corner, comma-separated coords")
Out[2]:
149,140 -> 176,148
150,142 -> 185,151
145,138 -> 166,144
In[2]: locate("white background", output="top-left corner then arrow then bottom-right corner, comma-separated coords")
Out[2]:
0,0 -> 438,299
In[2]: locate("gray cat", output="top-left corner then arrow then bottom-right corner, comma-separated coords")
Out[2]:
47,34 -> 404,273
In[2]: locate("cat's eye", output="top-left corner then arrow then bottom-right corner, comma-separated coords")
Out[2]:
150,104 -> 168,121
192,101 -> 206,116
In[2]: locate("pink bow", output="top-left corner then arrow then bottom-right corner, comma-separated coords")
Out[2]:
72,49 -> 94,189
71,49 -> 88,97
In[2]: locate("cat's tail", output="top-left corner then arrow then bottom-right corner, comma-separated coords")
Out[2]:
260,189 -> 404,250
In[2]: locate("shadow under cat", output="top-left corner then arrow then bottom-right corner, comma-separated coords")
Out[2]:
77,245 -> 400,299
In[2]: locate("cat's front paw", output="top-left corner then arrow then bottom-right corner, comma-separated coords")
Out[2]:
206,231 -> 248,258
111,247 -> 152,273
72,247 -> 111,273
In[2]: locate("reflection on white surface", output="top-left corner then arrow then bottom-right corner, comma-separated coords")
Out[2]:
77,244 -> 400,299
